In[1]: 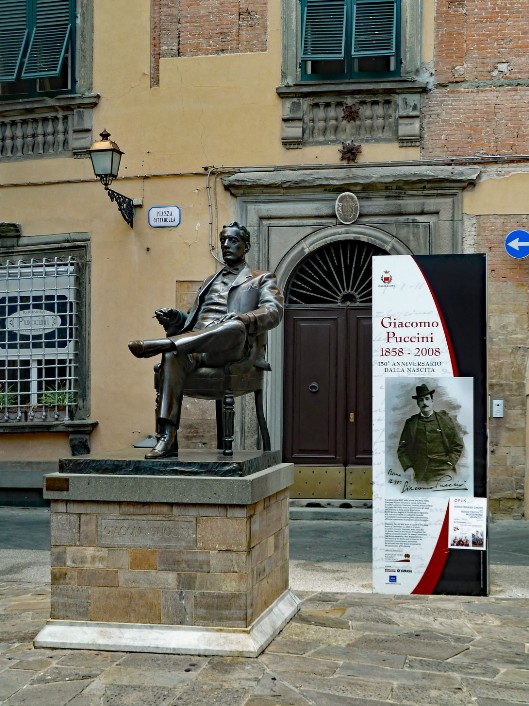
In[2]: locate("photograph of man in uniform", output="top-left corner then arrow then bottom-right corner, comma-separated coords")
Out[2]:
397,384 -> 464,484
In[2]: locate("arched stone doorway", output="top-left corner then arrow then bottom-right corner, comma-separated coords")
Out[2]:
283,238 -> 386,466
276,226 -> 411,500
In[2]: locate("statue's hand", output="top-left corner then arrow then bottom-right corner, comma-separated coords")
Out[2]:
155,308 -> 181,330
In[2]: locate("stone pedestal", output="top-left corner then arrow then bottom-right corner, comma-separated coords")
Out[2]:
35,454 -> 298,657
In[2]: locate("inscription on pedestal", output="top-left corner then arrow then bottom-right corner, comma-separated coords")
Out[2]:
99,518 -> 196,548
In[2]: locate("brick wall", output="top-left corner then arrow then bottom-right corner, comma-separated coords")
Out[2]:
422,87 -> 529,158
152,0 -> 268,84
435,0 -> 529,84
428,2 -> 529,515
467,215 -> 529,513
424,1 -> 529,159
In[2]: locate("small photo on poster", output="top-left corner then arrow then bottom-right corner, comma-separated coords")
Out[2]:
449,497 -> 487,551
384,377 -> 474,498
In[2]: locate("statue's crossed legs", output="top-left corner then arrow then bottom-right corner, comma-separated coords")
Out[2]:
128,319 -> 247,458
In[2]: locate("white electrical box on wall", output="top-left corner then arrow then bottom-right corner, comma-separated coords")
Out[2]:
492,400 -> 504,418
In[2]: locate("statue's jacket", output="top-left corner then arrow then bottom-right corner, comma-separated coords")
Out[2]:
397,410 -> 464,473
166,265 -> 284,366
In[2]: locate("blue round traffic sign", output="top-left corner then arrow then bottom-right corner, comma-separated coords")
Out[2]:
505,230 -> 529,259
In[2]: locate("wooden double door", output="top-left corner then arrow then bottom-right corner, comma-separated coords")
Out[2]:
283,307 -> 372,466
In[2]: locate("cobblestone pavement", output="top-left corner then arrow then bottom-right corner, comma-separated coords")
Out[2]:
1,581 -> 528,706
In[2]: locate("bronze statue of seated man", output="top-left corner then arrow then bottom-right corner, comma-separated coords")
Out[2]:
129,222 -> 284,458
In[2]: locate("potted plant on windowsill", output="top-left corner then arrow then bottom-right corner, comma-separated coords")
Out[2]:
1,386 -> 16,421
39,386 -> 78,421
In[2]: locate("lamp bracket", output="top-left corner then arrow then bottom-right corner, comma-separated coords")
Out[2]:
105,187 -> 134,228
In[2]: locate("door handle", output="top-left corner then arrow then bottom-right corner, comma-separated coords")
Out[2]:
308,382 -> 319,393
349,412 -> 355,423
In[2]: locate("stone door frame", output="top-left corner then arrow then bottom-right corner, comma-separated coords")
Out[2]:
223,165 -> 480,450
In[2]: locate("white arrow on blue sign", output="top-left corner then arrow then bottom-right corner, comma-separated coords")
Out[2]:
505,229 -> 529,259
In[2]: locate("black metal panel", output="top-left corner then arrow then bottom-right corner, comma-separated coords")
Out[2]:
415,254 -> 488,596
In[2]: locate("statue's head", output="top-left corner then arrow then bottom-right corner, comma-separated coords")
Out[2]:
219,222 -> 251,266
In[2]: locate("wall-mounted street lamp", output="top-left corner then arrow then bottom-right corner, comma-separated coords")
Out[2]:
89,130 -> 135,228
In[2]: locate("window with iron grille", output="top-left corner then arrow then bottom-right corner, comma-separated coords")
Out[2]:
301,0 -> 401,81
0,0 -> 75,99
0,250 -> 87,424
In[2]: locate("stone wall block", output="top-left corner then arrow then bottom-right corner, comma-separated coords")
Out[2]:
210,551 -> 248,574
51,546 -> 67,567
51,500 -> 67,513
254,544 -> 285,584
51,567 -> 78,586
79,514 -> 97,546
251,536 -> 274,567
253,499 -> 265,515
489,497 -> 524,517
196,517 -> 249,551
499,428 -> 525,447
66,547 -> 108,568
51,513 -> 80,546
51,586 -> 90,620
488,477 -> 516,498
251,561 -> 289,623
250,501 -> 283,548
67,501 -> 120,514
281,497 -> 289,526
106,549 -> 130,569
119,502 -> 173,515
157,549 -> 210,572
197,505 -> 228,517
172,505 -> 200,516
130,548 -> 158,570
226,506 -> 248,518
193,592 -> 248,628
177,572 -> 247,592
275,526 -> 289,553
90,587 -> 161,624
118,570 -> 179,590
77,569 -> 119,587
161,590 -> 194,625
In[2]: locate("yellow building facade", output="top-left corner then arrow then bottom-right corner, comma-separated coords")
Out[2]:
1,0 -> 528,518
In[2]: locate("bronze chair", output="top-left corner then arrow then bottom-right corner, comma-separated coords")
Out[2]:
183,363 -> 271,456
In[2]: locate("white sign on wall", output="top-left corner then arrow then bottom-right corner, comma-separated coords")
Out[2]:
148,206 -> 181,228
7,309 -> 61,335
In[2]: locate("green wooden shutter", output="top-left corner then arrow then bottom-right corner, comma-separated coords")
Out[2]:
22,0 -> 72,78
352,0 -> 397,57
301,0 -> 346,61
0,0 -> 29,81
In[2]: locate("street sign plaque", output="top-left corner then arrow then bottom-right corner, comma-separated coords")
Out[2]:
148,206 -> 181,228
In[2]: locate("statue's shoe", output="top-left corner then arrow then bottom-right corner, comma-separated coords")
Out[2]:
128,339 -> 175,358
145,428 -> 179,459
145,444 -> 179,459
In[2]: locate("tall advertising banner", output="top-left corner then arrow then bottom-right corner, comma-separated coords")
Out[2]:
372,255 -> 487,595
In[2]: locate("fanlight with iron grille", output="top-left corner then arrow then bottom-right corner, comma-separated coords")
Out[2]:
286,239 -> 388,306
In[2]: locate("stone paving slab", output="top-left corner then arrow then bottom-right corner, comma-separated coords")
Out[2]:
1,581 -> 529,705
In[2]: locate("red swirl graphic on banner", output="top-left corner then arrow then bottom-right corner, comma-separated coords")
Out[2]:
411,504 -> 449,594
415,263 -> 459,377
